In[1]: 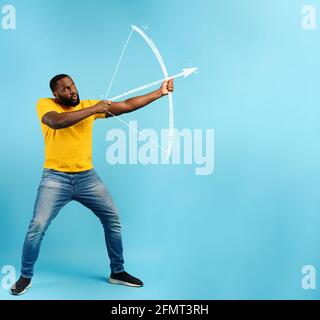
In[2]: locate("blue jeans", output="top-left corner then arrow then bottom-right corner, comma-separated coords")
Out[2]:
21,168 -> 125,278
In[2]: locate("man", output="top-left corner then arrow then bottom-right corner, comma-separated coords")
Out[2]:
10,74 -> 174,295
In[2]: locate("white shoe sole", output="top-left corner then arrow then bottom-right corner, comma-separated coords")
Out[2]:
10,283 -> 32,296
108,278 -> 143,287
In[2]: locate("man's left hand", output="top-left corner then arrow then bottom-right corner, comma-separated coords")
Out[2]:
160,79 -> 174,96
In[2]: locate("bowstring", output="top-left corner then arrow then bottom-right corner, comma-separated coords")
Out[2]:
104,29 -> 134,99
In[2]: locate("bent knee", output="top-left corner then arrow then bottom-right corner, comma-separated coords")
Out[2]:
28,218 -> 49,235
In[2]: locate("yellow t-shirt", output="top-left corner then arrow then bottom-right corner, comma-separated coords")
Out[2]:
36,98 -> 106,172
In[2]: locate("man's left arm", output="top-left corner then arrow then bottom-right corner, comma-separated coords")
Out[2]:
104,79 -> 174,117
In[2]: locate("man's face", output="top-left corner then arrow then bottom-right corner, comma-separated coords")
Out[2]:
53,76 -> 80,107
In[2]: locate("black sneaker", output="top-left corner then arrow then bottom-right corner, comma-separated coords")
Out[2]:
108,271 -> 143,287
10,276 -> 32,295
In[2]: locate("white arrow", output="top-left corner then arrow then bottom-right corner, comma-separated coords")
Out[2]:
108,67 -> 197,101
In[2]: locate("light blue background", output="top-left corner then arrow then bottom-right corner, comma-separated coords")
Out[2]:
1,0 -> 320,299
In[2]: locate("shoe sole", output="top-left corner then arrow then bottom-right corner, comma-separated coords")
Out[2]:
10,283 -> 32,296
108,278 -> 143,287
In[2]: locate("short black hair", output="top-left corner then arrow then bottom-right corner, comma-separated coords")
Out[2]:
49,74 -> 70,92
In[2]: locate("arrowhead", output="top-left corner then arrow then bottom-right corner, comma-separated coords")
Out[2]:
183,67 -> 198,78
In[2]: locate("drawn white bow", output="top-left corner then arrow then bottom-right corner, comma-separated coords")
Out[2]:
104,25 -> 174,159
104,25 -> 197,159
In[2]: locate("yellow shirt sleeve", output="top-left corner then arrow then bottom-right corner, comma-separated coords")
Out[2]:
87,100 -> 107,120
36,98 -> 61,122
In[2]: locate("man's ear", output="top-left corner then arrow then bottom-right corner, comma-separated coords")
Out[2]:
53,91 -> 57,97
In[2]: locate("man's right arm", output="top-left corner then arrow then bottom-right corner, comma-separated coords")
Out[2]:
42,101 -> 111,129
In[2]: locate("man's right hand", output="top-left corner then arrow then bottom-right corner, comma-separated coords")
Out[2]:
93,100 -> 112,114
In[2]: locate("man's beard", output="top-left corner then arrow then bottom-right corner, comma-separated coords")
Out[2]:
58,93 -> 80,107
